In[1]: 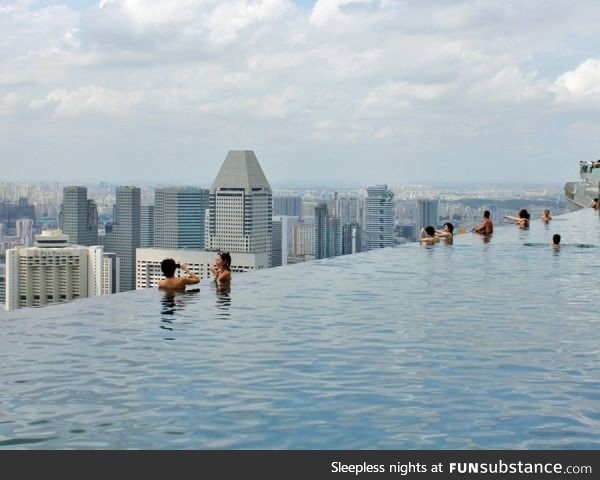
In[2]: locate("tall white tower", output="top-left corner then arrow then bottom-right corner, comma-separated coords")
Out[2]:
365,185 -> 395,250
207,151 -> 272,263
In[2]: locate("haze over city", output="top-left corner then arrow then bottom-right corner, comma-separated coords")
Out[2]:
2,0 -> 600,185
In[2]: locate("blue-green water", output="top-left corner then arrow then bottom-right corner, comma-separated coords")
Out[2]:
1,209 -> 599,449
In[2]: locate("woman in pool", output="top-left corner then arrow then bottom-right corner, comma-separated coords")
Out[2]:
435,222 -> 454,244
210,252 -> 232,286
504,209 -> 530,229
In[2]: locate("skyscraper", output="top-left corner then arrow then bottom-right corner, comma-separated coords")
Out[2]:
314,203 -> 342,259
104,186 -> 141,292
273,195 -> 302,217
292,219 -> 315,259
154,187 -> 209,249
271,216 -> 288,267
416,199 -> 439,239
60,186 -> 98,246
140,205 -> 154,248
365,185 -> 395,250
15,218 -> 34,247
342,222 -> 362,255
207,151 -> 271,268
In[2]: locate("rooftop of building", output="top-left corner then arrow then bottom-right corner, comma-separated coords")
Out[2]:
211,150 -> 271,192
1,209 -> 599,448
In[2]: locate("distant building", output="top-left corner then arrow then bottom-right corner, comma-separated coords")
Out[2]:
102,252 -> 120,295
136,248 -> 268,288
366,185 -> 395,249
271,216 -> 288,267
154,187 -> 209,249
273,195 -> 302,217
5,230 -> 104,311
140,205 -> 154,248
416,199 -> 439,239
336,195 -> 363,227
104,186 -> 141,292
60,186 -> 98,246
342,222 -> 362,255
0,264 -> 5,310
0,199 -> 36,234
207,151 -> 272,259
15,218 -> 34,247
293,219 -> 315,258
314,203 -> 342,259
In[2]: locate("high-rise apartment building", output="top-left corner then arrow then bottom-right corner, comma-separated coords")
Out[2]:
314,203 -> 342,259
293,219 -> 315,258
15,218 -> 34,247
0,264 -> 5,310
104,186 -> 141,292
416,199 -> 439,239
273,195 -> 302,217
154,187 -> 209,249
207,151 -> 271,267
140,205 -> 154,248
102,252 -> 120,295
271,216 -> 288,267
60,186 -> 98,246
365,185 -> 395,249
5,230 -> 103,311
336,195 -> 363,227
342,222 -> 362,255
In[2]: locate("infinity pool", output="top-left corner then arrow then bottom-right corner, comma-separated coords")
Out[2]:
1,209 -> 599,449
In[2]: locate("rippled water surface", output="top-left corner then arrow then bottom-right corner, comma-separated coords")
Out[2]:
1,209 -> 599,449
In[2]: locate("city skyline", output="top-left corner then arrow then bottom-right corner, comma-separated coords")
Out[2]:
2,1 -> 600,185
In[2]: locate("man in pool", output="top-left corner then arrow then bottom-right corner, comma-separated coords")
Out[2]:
552,234 -> 561,249
472,210 -> 493,235
158,258 -> 200,291
418,226 -> 439,244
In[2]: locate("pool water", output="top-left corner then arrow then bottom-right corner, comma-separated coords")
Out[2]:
1,209 -> 599,449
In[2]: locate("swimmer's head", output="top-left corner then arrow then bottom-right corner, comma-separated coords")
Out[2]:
552,234 -> 561,245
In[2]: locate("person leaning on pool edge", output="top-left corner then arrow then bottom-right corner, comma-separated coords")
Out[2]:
158,258 -> 200,290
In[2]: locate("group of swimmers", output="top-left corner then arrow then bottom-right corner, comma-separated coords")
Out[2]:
158,252 -> 232,292
418,208 -> 561,247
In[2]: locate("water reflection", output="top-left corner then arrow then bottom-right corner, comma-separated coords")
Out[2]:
215,285 -> 231,318
160,289 -> 200,334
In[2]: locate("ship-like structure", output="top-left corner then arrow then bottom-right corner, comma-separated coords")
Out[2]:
564,159 -> 600,211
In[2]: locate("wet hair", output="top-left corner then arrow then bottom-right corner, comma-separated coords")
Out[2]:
161,258 -> 178,278
518,209 -> 528,219
218,252 -> 231,271
544,209 -> 550,215
443,222 -> 454,233
425,226 -> 435,236
552,234 -> 561,245
483,210 -> 491,218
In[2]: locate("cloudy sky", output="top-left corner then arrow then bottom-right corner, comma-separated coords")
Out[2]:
1,0 -> 600,186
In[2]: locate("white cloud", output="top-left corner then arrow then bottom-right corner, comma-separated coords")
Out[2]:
2,0 -> 600,182
30,85 -> 142,118
0,92 -> 20,114
553,58 -> 600,104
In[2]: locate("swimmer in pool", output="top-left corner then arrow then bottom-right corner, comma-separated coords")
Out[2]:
158,259 -> 200,291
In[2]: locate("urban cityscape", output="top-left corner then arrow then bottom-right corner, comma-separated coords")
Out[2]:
0,150 -> 565,312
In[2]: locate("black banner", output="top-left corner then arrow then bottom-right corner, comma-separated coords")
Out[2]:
1,450 -> 597,479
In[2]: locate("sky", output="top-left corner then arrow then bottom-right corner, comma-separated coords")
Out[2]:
1,0 -> 600,186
